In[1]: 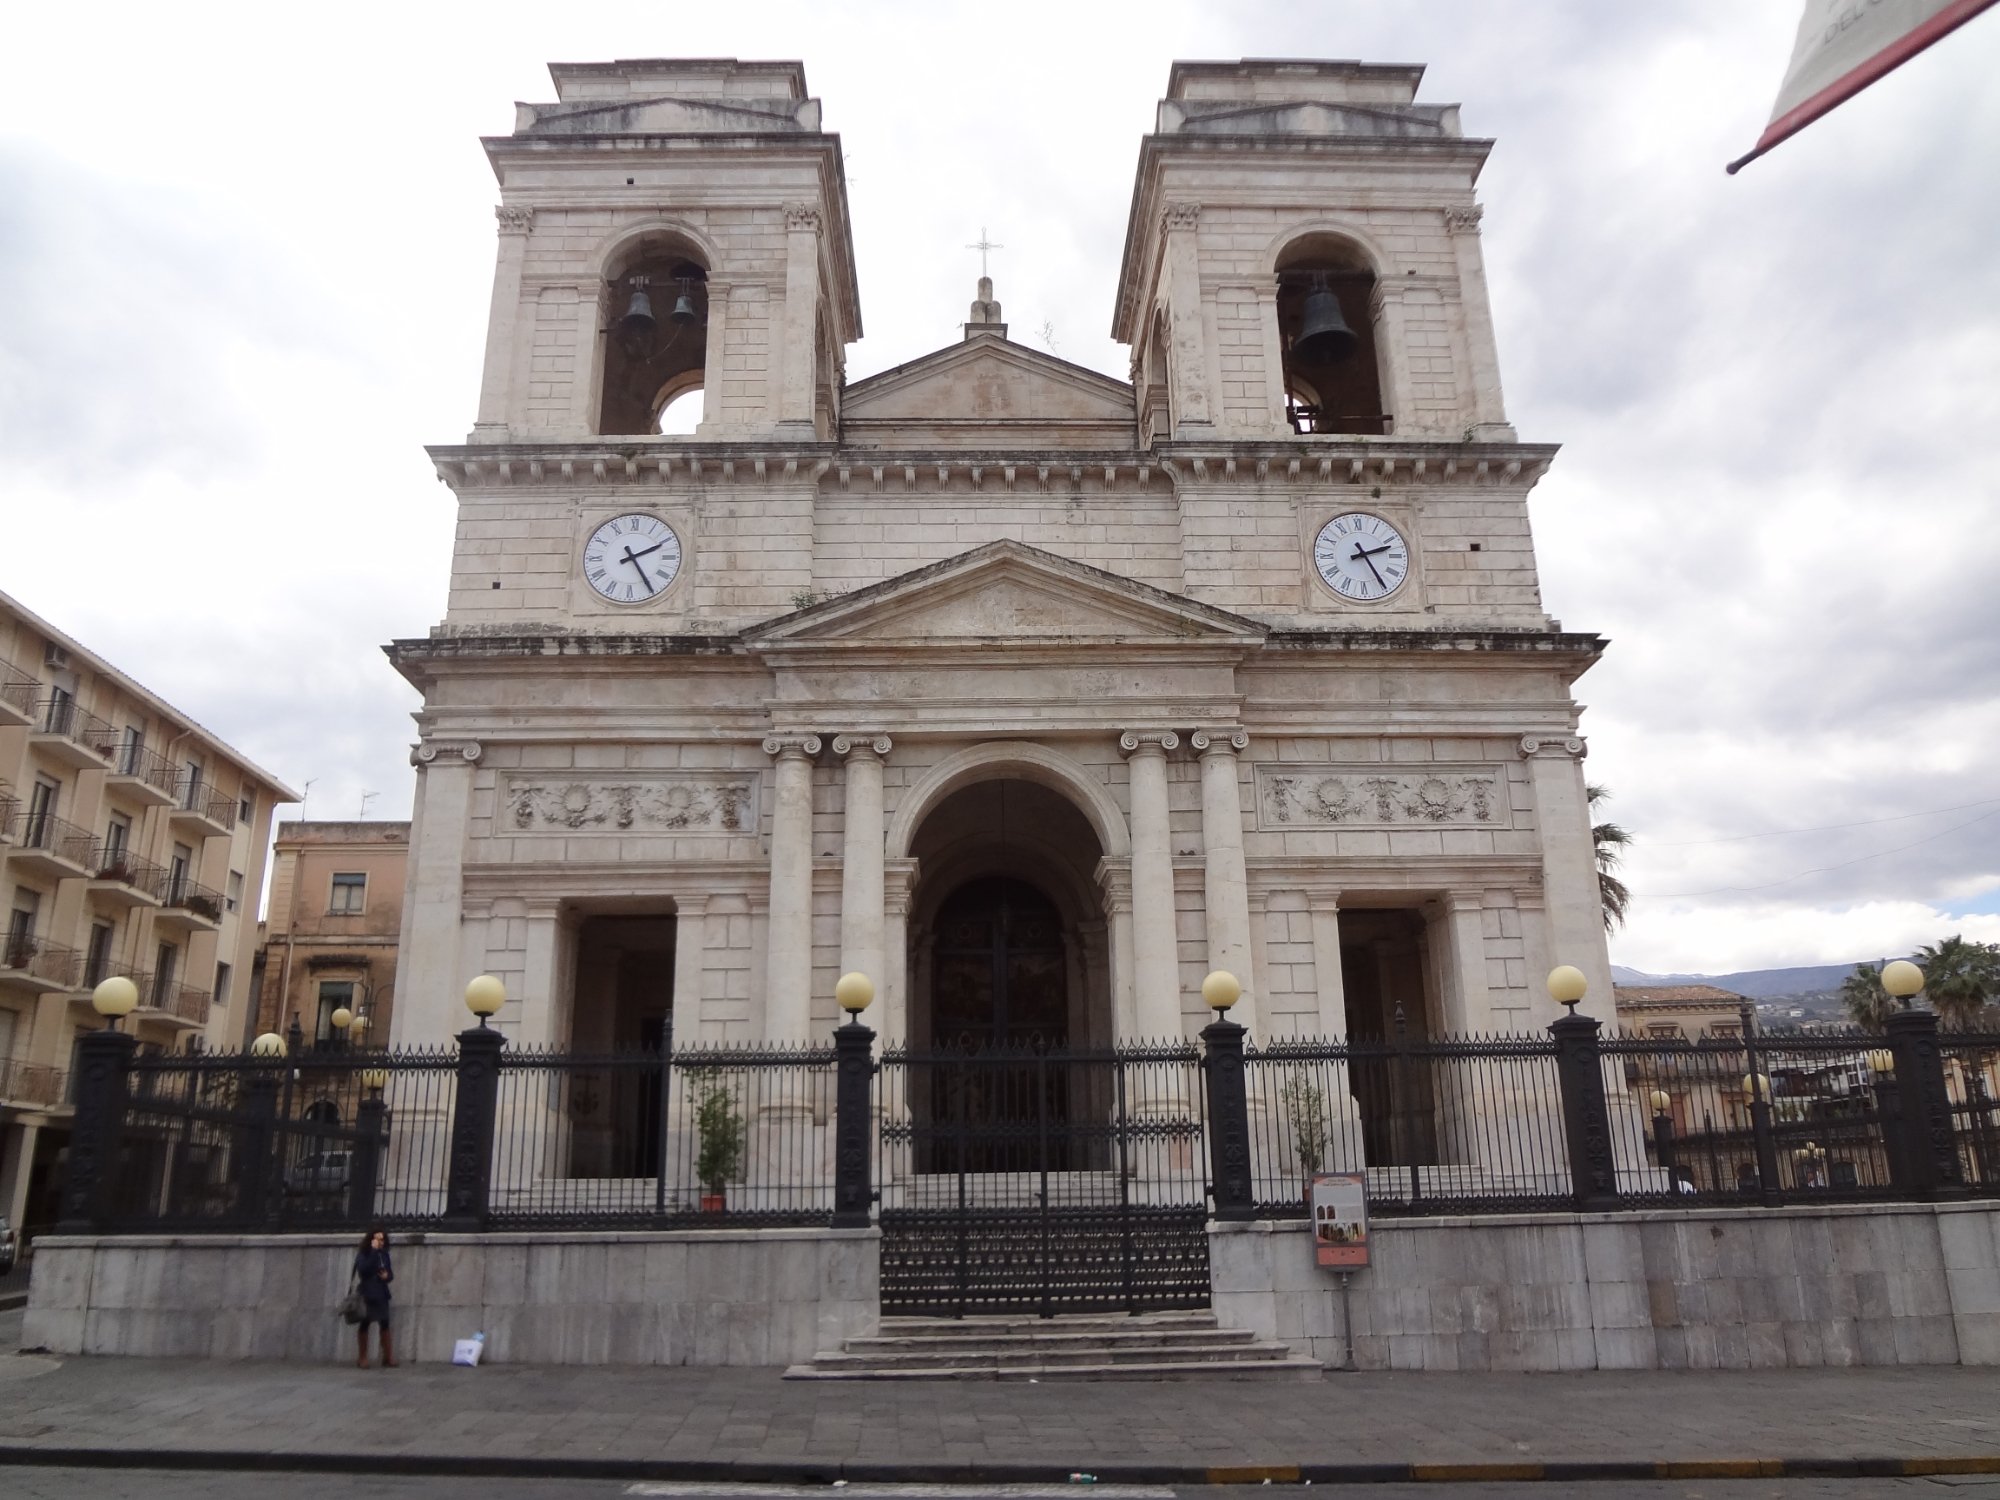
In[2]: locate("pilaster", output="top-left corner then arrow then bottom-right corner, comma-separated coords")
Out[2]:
762,734 -> 822,1045
1119,730 -> 1181,1039
832,733 -> 891,1004
394,738 -> 481,1045
473,205 -> 535,440
1519,735 -> 1612,1015
1191,726 -> 1257,1039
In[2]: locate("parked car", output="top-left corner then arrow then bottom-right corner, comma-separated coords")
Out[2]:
283,1151 -> 352,1196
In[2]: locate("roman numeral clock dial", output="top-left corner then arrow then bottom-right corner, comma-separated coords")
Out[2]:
582,513 -> 682,603
1313,512 -> 1410,602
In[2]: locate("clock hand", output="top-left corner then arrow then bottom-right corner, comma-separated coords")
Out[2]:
1348,542 -> 1388,590
622,541 -> 666,560
620,546 -> 655,591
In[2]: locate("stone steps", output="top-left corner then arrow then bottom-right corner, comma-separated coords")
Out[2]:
785,1310 -> 1323,1382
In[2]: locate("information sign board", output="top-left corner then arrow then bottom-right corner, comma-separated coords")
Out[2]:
1310,1171 -> 1369,1269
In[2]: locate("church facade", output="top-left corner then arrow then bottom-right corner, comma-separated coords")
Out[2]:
387,57 -> 1611,1067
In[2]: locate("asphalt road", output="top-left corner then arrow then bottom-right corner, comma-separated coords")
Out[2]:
3,1474 -> 2000,1500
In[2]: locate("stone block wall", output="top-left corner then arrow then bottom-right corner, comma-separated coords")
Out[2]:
24,1228 -> 879,1367
1212,1202 -> 2000,1371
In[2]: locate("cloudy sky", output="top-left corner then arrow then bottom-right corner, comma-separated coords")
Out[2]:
3,2 -> 1996,976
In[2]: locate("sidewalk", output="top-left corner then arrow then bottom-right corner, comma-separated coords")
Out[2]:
3,1340 -> 2000,1485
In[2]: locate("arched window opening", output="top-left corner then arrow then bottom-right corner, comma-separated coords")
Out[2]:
1276,235 -> 1388,436
600,251 -> 709,436
655,381 -> 704,435
303,1100 -> 340,1125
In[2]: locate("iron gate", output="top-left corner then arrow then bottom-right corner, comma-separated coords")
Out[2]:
875,1043 -> 1211,1316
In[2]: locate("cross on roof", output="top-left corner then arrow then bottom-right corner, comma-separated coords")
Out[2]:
965,226 -> 1004,278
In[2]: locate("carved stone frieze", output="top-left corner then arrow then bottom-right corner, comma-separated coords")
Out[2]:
504,774 -> 758,834
1255,766 -> 1507,830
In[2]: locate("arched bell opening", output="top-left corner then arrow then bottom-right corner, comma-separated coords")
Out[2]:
1275,233 -> 1388,436
598,241 -> 709,436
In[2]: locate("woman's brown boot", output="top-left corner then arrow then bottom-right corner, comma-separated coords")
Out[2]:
380,1327 -> 397,1368
356,1327 -> 370,1368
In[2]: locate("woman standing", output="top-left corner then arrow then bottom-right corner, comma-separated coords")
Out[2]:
352,1226 -> 396,1367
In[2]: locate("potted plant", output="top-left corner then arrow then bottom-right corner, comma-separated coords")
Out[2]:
691,1070 -> 745,1212
1280,1072 -> 1329,1199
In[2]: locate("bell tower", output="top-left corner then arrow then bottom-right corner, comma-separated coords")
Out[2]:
468,59 -> 861,444
1113,60 -> 1515,444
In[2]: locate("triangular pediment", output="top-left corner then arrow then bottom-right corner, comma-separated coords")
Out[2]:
743,540 -> 1265,650
843,334 -> 1135,428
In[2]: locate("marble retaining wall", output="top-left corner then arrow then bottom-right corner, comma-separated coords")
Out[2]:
23,1227 -> 879,1365
1212,1202 -> 2000,1371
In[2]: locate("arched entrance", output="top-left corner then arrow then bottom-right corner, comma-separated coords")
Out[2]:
880,773 -> 1211,1317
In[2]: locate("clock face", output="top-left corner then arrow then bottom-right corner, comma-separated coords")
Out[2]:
1313,512 -> 1410,602
583,513 -> 682,603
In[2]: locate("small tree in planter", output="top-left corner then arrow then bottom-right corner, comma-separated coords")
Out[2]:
691,1070 -> 745,1212
1280,1071 -> 1329,1197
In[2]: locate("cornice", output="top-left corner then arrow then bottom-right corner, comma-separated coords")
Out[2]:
427,440 -> 1559,495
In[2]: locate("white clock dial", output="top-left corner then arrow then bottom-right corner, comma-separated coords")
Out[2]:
583,513 -> 682,603
1313,512 -> 1410,602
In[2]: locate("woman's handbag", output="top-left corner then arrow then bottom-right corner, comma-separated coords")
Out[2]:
338,1269 -> 364,1325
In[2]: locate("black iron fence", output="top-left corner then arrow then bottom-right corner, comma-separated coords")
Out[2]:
53,1003 -> 2000,1240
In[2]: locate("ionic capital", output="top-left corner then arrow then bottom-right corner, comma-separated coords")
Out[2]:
831,733 -> 892,760
763,733 -> 823,761
1189,726 -> 1249,757
1517,734 -> 1587,761
411,738 -> 482,768
1118,729 -> 1180,757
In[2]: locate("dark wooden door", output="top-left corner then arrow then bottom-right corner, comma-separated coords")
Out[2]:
930,877 -> 1069,1051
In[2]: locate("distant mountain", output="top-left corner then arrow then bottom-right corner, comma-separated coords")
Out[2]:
1611,962 -> 1864,999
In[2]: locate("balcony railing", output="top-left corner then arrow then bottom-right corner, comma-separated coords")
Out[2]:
35,697 -> 118,760
9,810 -> 98,868
0,662 -> 37,720
172,779 -> 236,828
92,848 -> 168,897
141,981 -> 213,1026
1,935 -> 84,988
111,740 -> 182,800
161,874 -> 225,924
0,1058 -> 67,1108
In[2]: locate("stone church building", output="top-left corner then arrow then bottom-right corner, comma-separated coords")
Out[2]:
387,56 -> 1611,1061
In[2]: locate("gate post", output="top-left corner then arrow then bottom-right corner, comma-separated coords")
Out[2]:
1887,1007 -> 1966,1199
350,1071 -> 389,1224
233,1066 -> 282,1224
57,1028 -> 138,1232
1201,973 -> 1256,1221
832,1013 -> 877,1228
443,1022 -> 507,1229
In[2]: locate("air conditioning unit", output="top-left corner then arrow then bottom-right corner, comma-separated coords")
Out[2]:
43,644 -> 70,670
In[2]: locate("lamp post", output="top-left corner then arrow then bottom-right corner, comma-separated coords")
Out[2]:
1546,965 -> 1618,1210
1879,959 -> 1964,1199
352,1066 -> 389,1224
59,978 -> 142,1231
831,972 -> 876,1228
1199,970 -> 1256,1221
327,1005 -> 354,1054
91,976 -> 138,1032
444,976 -> 508,1229
1649,1088 -> 1679,1189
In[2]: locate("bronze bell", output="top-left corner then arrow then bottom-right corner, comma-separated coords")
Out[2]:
670,290 -> 700,325
1294,283 -> 1357,364
617,287 -> 657,342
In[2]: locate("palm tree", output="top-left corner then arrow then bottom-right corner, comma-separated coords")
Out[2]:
1587,783 -> 1632,933
1840,962 -> 1896,1028
1912,935 -> 2000,1028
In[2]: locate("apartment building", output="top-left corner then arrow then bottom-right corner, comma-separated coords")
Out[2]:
0,589 -> 296,1242
253,820 -> 408,1045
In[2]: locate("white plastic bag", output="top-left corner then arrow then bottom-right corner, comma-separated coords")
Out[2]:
452,1333 -> 485,1367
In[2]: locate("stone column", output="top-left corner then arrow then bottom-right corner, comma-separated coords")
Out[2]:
1520,736 -> 1614,1016
1369,281 -> 1417,438
1445,205 -> 1516,440
1120,731 -> 1182,1039
1095,859 -> 1137,1043
473,205 -> 534,439
1306,892 -> 1348,1039
762,734 -> 822,1045
517,898 -> 565,1048
1161,204 -> 1212,431
694,276 -> 732,437
882,861 -> 916,1044
1442,891 -> 1493,1035
1191,727 -> 1257,1039
778,205 -> 822,433
394,739 -> 480,1045
833,735 -> 891,1003
671,893 -> 708,1048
